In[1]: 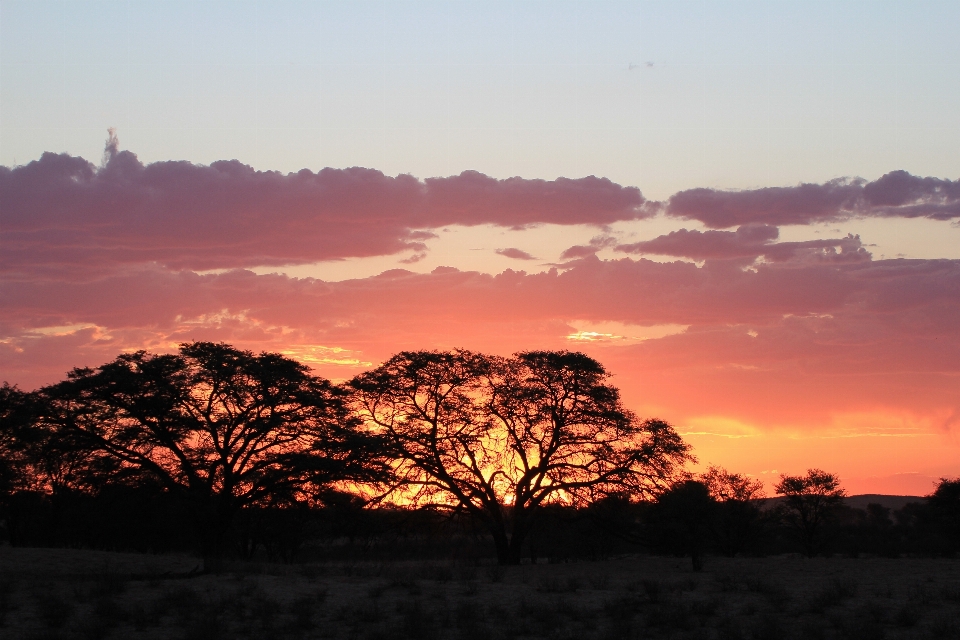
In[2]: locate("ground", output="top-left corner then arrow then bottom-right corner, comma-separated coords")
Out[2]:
1,546 -> 958,639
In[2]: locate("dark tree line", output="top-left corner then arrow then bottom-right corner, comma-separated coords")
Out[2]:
0,343 -> 691,567
2,342 -> 959,568
1,344 -> 383,570
644,469 -> 960,569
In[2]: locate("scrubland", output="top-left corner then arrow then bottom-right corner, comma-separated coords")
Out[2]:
1,547 -> 959,640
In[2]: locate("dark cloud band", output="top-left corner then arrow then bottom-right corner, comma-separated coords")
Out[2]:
667,170 -> 960,228
0,150 -> 648,275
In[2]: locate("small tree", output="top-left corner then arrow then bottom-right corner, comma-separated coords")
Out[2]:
701,466 -> 765,503
774,469 -> 845,557
700,466 -> 766,556
647,480 -> 715,571
350,349 -> 692,565
926,478 -> 960,554
35,342 -> 379,570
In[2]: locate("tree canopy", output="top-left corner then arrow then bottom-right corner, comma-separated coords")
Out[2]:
350,349 -> 692,564
775,468 -> 846,557
31,342 -> 380,567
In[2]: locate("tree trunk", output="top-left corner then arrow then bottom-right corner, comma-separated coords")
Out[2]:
192,498 -> 237,573
507,527 -> 527,565
491,528 -> 524,565
198,523 -> 226,573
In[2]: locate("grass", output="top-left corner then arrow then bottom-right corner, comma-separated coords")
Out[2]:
0,548 -> 959,639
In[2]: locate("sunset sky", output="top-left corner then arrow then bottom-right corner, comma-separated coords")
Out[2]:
3,0 -> 959,496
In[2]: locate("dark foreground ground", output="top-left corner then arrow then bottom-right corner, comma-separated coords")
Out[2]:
1,547 -> 959,640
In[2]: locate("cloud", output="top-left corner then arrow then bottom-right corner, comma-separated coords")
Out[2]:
399,252 -> 428,264
862,170 -> 960,220
0,148 -> 650,276
559,235 -> 618,260
667,171 -> 960,228
6,145 -> 957,284
496,248 -> 537,260
617,225 -> 872,263
4,254 -> 958,369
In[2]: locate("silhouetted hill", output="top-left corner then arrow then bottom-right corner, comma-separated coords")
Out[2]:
760,494 -> 924,511
843,494 -> 924,511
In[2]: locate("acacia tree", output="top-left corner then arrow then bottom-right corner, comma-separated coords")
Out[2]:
700,465 -> 766,556
774,468 -> 845,557
36,342 -> 379,569
350,349 -> 691,564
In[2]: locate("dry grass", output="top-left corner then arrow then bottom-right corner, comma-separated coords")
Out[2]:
0,547 -> 958,639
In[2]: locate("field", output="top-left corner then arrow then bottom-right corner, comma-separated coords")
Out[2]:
1,547 -> 959,639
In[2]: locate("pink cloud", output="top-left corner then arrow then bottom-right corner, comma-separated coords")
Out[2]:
4,255 -> 959,387
496,248 -> 537,260
863,170 -> 960,219
3,249 -> 959,489
559,235 -> 618,260
667,171 -> 960,228
0,150 -> 649,276
617,225 -> 872,263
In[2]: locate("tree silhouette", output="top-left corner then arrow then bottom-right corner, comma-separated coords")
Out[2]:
34,342 -> 378,570
701,466 -> 765,503
0,384 -> 37,499
926,478 -> 960,553
350,349 -> 691,564
647,480 -> 715,571
0,384 -> 40,542
700,465 -> 766,556
1,382 -> 107,492
774,469 -> 845,557
2,382 -> 143,547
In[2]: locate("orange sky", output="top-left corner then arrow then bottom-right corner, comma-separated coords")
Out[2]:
2,150 -> 959,496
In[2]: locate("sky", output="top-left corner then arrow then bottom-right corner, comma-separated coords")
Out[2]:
2,0 -> 960,496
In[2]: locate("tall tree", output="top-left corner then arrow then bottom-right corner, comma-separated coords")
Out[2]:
36,342 -> 378,569
775,469 -> 845,557
350,349 -> 691,564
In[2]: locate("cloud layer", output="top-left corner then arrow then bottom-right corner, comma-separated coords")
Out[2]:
5,142 -> 958,282
617,225 -> 872,263
1,149 -> 648,275
666,170 -> 960,228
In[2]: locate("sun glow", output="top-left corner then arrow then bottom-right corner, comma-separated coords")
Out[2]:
280,345 -> 372,368
566,321 -> 687,344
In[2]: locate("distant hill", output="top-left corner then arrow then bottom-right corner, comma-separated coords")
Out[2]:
760,494 -> 925,512
843,494 -> 924,511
